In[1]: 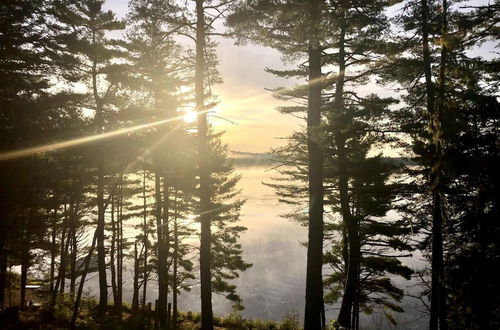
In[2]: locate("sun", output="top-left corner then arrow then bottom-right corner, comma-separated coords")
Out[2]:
183,111 -> 197,123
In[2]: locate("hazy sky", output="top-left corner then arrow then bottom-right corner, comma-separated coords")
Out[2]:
103,0 -> 493,154
104,0 -> 301,153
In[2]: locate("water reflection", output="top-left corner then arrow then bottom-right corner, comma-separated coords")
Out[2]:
178,165 -> 308,320
80,164 -> 426,328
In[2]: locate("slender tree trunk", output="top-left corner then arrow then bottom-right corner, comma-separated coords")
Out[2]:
92,34 -> 108,316
132,241 -> 140,312
70,231 -> 98,328
435,2 -> 448,329
59,204 -> 70,296
142,168 -> 149,310
172,198 -> 179,330
303,1 -> 324,329
421,0 -> 447,328
195,1 -> 213,329
20,252 -> 28,309
162,176 -> 171,330
20,212 -> 30,309
110,196 -> 118,304
335,6 -> 360,329
116,185 -> 123,313
51,207 -> 72,307
155,171 -> 168,329
50,207 -> 57,295
69,202 -> 77,297
336,137 -> 360,329
476,185 -> 490,330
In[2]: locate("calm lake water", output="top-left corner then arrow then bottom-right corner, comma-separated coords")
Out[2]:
80,164 -> 427,329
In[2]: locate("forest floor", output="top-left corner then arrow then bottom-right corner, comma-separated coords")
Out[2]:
0,303 -> 302,329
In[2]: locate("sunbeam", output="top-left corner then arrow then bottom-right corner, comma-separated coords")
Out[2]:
0,111 -> 209,161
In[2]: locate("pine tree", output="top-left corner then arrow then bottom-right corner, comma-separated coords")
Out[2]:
0,0 -> 85,310
49,0 -> 126,316
227,2 -> 330,326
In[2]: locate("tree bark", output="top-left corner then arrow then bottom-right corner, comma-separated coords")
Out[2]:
172,209 -> 179,330
132,241 -> 140,312
49,207 -> 57,295
58,207 -> 71,296
110,196 -> 118,305
142,168 -> 149,310
116,186 -> 123,313
20,253 -> 28,309
421,0 -> 447,328
69,202 -> 78,297
155,171 -> 168,329
303,0 -> 325,329
92,48 -> 108,317
20,213 -> 30,309
335,6 -> 361,329
70,231 -> 98,328
195,1 -> 214,329
162,175 -> 171,330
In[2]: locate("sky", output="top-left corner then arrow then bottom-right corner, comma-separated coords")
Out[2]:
103,0 -> 494,154
104,0 -> 301,154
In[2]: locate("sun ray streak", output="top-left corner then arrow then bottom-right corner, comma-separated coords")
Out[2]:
0,111 -> 209,161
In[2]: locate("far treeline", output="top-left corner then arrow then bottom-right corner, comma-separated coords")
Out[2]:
0,1 -> 499,330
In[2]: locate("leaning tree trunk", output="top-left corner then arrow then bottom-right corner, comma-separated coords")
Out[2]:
195,1 -> 214,329
303,0 -> 325,329
70,231 -> 98,328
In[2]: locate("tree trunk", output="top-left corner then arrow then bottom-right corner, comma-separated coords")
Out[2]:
69,202 -> 77,297
49,207 -> 57,295
59,204 -> 70,296
110,196 -> 118,305
155,171 -> 168,329
162,176 -> 171,330
172,211 -> 179,330
303,1 -> 324,329
195,1 -> 214,329
70,231 -> 98,328
20,253 -> 28,309
20,213 -> 30,309
421,0 -> 447,328
335,6 -> 361,329
142,168 -> 149,310
92,35 -> 108,316
116,186 -> 123,313
435,2 -> 448,329
132,241 -> 140,313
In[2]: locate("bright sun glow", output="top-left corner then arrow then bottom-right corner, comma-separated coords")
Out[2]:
183,111 -> 197,123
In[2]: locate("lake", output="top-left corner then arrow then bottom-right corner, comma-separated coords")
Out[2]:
80,164 -> 428,329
